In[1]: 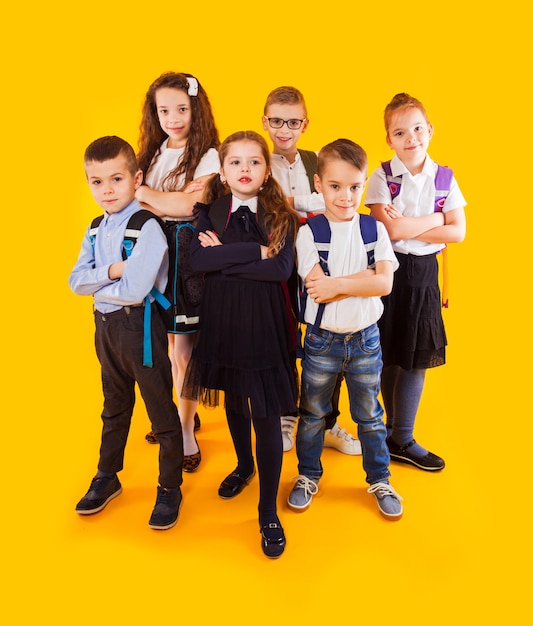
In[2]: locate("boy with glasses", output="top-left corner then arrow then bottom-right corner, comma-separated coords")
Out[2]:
262,86 -> 360,457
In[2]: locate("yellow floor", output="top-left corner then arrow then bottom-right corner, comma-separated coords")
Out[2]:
4,346 -> 528,624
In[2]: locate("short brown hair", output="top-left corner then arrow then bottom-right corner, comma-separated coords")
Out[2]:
264,86 -> 307,115
317,138 -> 368,177
84,136 -> 138,175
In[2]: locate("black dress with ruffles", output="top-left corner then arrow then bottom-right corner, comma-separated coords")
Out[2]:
183,195 -> 298,420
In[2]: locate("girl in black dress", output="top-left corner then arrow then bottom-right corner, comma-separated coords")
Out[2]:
184,131 -> 300,558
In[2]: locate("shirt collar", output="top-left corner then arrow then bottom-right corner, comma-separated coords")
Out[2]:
231,195 -> 258,213
391,153 -> 435,178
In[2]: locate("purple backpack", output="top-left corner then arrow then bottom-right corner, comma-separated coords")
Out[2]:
381,160 -> 453,213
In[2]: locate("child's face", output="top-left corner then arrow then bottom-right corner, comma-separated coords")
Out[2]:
314,158 -> 367,223
155,87 -> 192,149
85,156 -> 142,214
220,140 -> 270,201
262,102 -> 308,155
386,106 -> 433,165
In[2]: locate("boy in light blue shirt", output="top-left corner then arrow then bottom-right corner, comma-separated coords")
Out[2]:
69,136 -> 183,530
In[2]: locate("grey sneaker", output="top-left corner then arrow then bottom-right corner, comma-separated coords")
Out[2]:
281,415 -> 298,452
149,486 -> 182,530
367,482 -> 403,519
287,475 -> 319,511
75,474 -> 122,515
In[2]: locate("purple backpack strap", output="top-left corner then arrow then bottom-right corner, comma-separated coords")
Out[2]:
383,161 -> 454,213
434,165 -> 454,212
381,160 -> 403,202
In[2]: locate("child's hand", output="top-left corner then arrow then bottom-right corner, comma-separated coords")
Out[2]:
109,261 -> 125,280
183,179 -> 205,194
306,275 -> 337,303
135,185 -> 149,204
198,230 -> 222,247
384,204 -> 402,219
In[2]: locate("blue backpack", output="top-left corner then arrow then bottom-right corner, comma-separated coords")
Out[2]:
297,212 -> 378,357
89,210 -> 172,367
381,160 -> 453,307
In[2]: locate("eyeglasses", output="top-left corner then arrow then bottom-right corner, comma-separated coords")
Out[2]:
264,117 -> 306,130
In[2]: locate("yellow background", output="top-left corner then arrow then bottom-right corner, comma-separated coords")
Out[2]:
1,1 -> 530,624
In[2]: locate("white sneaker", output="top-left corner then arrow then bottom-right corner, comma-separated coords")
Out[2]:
323,423 -> 362,455
281,415 -> 298,452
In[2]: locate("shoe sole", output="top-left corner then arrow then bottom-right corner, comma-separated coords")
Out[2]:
76,487 -> 123,515
389,452 -> 445,471
148,499 -> 182,530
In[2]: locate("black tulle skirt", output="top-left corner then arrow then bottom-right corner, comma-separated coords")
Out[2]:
183,273 -> 298,419
378,252 -> 446,370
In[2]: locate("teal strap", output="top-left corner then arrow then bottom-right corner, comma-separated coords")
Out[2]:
143,297 -> 153,367
150,287 -> 171,310
143,290 -> 171,367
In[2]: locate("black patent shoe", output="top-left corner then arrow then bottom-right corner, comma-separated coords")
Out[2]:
386,437 -> 445,471
218,468 -> 255,499
260,523 -> 286,559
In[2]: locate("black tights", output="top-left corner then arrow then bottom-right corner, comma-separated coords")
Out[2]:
224,393 -> 283,526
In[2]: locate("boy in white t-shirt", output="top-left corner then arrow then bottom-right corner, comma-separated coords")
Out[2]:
288,139 -> 403,520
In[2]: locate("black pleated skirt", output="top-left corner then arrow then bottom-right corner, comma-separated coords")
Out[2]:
378,252 -> 446,370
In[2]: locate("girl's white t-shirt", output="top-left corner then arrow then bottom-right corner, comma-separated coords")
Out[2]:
145,139 -> 219,192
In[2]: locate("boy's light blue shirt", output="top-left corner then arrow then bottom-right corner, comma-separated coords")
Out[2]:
69,199 -> 169,314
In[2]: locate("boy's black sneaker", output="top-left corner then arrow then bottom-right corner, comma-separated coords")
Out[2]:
148,486 -> 182,530
75,474 -> 122,515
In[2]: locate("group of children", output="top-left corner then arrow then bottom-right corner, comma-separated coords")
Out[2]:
69,73 -> 467,559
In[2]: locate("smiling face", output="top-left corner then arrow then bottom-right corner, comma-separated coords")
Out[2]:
262,102 -> 308,160
155,87 -> 192,148
386,105 -> 433,171
85,155 -> 142,214
314,158 -> 367,223
220,139 -> 270,201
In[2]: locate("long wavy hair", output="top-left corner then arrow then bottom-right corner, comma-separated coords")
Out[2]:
137,72 -> 220,190
202,131 -> 300,257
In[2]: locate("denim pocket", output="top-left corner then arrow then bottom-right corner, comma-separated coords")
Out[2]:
361,324 -> 381,354
304,328 -> 333,356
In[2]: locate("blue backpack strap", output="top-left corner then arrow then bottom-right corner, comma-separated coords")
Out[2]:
381,160 -> 403,203
359,214 -> 378,269
434,165 -> 453,212
304,214 -> 331,332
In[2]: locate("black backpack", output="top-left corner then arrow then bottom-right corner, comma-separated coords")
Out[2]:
89,209 -> 172,366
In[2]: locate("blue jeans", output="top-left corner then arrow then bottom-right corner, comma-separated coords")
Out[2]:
296,324 -> 390,485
